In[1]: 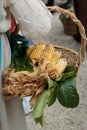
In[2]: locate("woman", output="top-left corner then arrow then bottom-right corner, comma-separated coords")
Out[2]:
73,0 -> 87,42
0,0 -> 52,130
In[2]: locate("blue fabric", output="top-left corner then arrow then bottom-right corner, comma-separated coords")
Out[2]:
0,37 -> 2,70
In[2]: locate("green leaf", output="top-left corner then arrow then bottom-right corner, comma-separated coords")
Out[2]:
47,87 -> 57,107
64,66 -> 78,73
56,67 -> 78,82
55,74 -> 63,82
32,90 -> 50,118
15,64 -> 34,72
10,55 -> 34,72
34,114 -> 45,127
47,77 -> 57,88
10,57 -> 16,68
27,57 -> 33,64
57,78 -> 79,108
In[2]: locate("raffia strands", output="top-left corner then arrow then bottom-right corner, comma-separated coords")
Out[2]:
2,68 -> 47,102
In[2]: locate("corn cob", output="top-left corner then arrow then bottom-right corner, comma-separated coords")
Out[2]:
39,44 -> 55,67
38,44 -> 55,72
46,51 -> 61,70
49,51 -> 61,64
47,58 -> 67,79
29,42 -> 45,61
40,44 -> 54,61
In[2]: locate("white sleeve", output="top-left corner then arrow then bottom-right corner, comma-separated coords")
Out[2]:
9,0 -> 52,40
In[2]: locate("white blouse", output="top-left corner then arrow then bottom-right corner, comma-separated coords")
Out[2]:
0,0 -> 52,40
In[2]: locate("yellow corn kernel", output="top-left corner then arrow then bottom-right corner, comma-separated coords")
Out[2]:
47,58 -> 67,79
46,51 -> 61,71
38,44 -> 55,72
29,42 -> 45,61
50,51 -> 61,64
40,44 -> 55,62
27,45 -> 35,56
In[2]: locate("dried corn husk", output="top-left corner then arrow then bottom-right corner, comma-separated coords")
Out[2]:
3,68 -> 47,106
47,58 -> 67,79
3,43 -> 68,107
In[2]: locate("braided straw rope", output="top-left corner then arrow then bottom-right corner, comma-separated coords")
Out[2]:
47,6 -> 87,63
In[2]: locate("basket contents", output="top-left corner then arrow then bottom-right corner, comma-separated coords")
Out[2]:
2,42 -> 79,126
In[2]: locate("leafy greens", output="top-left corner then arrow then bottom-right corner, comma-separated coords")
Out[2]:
32,66 -> 79,126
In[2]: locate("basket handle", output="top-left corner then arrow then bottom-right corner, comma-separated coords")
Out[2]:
47,6 -> 87,60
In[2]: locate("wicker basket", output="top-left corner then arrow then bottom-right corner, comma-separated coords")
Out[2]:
2,6 -> 87,104
2,7 -> 87,127
48,6 -> 87,64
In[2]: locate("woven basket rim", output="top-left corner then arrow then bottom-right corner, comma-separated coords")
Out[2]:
53,44 -> 79,55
